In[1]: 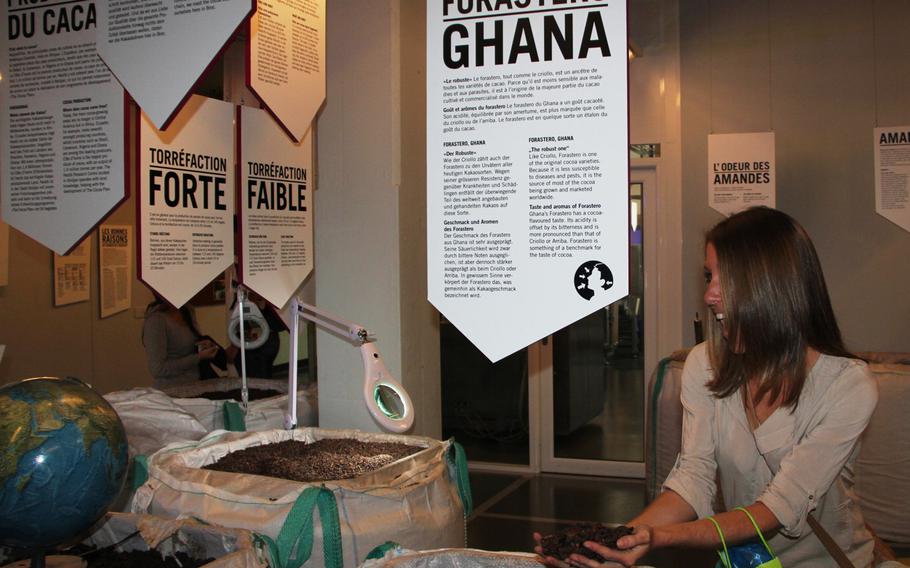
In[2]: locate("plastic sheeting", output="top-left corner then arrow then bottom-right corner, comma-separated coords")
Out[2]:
854,355 -> 910,546
81,512 -> 268,567
104,380 -> 318,457
359,548 -> 542,568
105,388 -> 210,456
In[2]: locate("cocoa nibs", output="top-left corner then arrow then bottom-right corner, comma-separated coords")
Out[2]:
177,388 -> 283,401
538,523 -> 634,561
203,438 -> 422,482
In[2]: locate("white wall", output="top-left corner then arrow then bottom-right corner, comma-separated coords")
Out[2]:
679,0 -> 910,352
0,189 -> 157,392
629,0 -> 685,365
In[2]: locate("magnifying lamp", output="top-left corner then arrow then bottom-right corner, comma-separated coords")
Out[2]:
229,296 -> 270,350
286,297 -> 414,433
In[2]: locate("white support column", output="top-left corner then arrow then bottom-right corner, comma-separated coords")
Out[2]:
315,0 -> 399,431
315,0 -> 440,436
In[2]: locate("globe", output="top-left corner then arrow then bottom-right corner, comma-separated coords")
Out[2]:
0,377 -> 129,551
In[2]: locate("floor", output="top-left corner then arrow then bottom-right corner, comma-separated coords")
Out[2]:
466,470 -> 910,567
444,355 -> 646,466
553,357 -> 644,463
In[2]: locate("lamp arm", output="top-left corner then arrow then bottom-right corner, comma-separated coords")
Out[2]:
295,300 -> 371,344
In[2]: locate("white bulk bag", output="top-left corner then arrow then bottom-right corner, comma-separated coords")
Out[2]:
359,548 -> 542,568
132,428 -> 469,568
82,512 -> 268,568
359,548 -> 659,568
164,378 -> 318,432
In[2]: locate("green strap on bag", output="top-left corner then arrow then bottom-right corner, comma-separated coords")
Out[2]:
257,486 -> 343,568
446,440 -> 473,517
252,533 -> 281,568
131,454 -> 149,490
708,508 -> 782,568
223,401 -> 246,431
364,541 -> 400,560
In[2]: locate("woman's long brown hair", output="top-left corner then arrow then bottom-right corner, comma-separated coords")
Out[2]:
704,207 -> 853,408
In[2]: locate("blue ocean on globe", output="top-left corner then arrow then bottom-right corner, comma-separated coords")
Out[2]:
0,377 -> 129,550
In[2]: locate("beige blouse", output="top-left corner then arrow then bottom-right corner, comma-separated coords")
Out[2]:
142,307 -> 200,387
663,343 -> 878,567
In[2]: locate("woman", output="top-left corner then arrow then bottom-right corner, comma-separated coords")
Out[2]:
538,207 -> 879,567
142,294 -> 221,388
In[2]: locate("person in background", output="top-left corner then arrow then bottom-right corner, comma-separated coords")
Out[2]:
142,293 -> 221,388
536,207 -> 880,567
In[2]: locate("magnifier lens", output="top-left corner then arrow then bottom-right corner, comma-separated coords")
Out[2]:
374,384 -> 404,420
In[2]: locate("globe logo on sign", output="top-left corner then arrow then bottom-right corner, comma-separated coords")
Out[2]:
574,261 -> 614,301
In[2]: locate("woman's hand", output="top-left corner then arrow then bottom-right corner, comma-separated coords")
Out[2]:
566,526 -> 654,568
534,525 -> 651,568
197,341 -> 219,361
532,532 -> 573,567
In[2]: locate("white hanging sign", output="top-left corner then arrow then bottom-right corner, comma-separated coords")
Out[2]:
238,106 -> 313,308
427,1 -> 630,362
248,0 -> 325,142
1,1 -> 127,256
874,126 -> 910,233
96,0 -> 253,130
708,132 -> 776,216
138,95 -> 235,308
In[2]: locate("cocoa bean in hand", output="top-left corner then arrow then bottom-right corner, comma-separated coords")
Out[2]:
539,523 -> 634,561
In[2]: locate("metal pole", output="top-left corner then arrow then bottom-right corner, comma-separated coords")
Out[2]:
286,296 -> 299,429
238,288 -> 248,411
